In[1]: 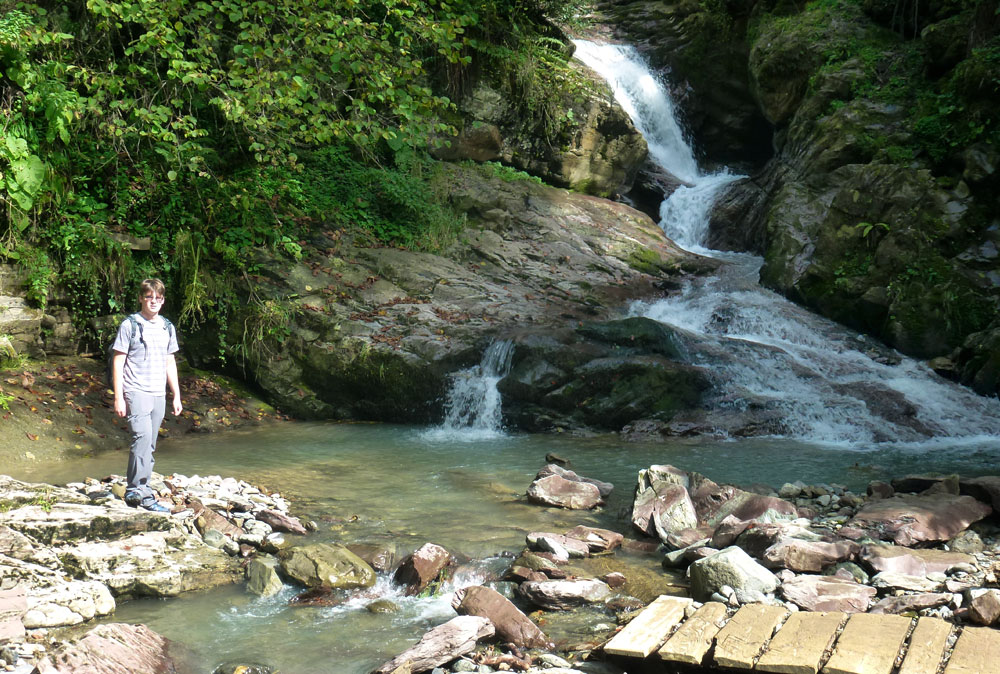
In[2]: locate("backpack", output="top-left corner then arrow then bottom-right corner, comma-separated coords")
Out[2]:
105,314 -> 175,391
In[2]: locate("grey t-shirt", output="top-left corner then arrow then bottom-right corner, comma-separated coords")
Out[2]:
112,313 -> 179,395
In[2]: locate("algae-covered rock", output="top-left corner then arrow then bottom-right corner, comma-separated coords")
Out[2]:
279,543 -> 376,589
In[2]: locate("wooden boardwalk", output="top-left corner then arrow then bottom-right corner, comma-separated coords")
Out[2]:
603,596 -> 1000,674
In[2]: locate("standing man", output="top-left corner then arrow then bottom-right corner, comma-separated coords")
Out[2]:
112,278 -> 182,512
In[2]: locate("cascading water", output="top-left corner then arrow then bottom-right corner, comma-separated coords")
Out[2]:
425,340 -> 515,440
573,40 -> 1000,446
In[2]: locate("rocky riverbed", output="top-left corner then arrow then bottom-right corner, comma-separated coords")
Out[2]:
4,459 -> 1000,674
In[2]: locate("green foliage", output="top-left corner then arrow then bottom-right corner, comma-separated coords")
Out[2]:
856,221 -> 890,237
477,160 -> 543,184
234,296 -> 295,369
295,146 -> 464,250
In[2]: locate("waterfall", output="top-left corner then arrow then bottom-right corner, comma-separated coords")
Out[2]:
425,340 -> 515,441
573,40 -> 1000,446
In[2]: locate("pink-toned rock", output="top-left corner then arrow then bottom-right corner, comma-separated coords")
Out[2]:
452,585 -> 552,649
631,481 -> 698,541
688,480 -> 797,528
393,543 -> 452,596
780,574 -> 877,613
969,589 -> 1000,626
564,525 -> 624,552
710,515 -> 752,548
32,623 -> 177,673
860,544 -> 976,576
762,539 -> 859,573
846,493 -> 991,545
869,593 -> 952,614
373,615 -> 494,674
536,464 -> 613,498
193,505 -> 242,540
602,572 -> 626,589
527,475 -> 602,510
665,526 -> 714,550
527,532 -> 591,559
0,587 -> 26,642
255,508 -> 307,535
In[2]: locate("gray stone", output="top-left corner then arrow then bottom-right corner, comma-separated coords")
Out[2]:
689,546 -> 778,602
246,556 -> 284,597
518,578 -> 611,610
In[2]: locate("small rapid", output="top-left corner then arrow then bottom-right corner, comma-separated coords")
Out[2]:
423,340 -> 515,441
572,39 -> 1000,446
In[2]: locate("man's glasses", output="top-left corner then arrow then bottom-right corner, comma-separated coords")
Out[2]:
143,295 -> 165,303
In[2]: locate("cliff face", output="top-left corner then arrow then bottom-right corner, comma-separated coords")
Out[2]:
604,0 -> 1000,396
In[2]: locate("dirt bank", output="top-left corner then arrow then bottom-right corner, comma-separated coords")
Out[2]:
0,355 -> 286,471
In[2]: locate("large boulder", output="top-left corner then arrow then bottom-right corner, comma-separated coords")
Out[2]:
452,585 -> 553,649
31,623 -> 185,674
518,578 -> 612,610
393,543 -> 453,596
688,546 -> 778,602
844,493 -> 991,545
527,475 -> 602,510
279,543 -> 376,590
761,539 -> 860,573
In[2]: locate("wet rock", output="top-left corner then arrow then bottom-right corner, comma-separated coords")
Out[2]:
246,555 -> 284,597
518,578 -> 612,610
869,593 -> 952,615
347,543 -> 399,573
527,475 -> 602,510
845,492 -> 991,545
761,539 -> 859,573
373,615 -> 494,674
453,585 -> 552,649
535,465 -> 614,499
602,572 -> 626,589
688,546 -> 778,602
255,508 -> 307,535
279,543 -> 376,590
563,526 -> 623,553
859,544 -> 976,576
823,562 -> 869,585
213,664 -> 275,674
367,599 -> 400,614
780,574 -> 877,613
31,623 -> 179,673
710,516 -> 752,549
394,543 -> 453,596
527,533 -> 590,560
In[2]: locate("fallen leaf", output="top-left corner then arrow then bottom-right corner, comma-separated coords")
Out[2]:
26,433 -> 37,441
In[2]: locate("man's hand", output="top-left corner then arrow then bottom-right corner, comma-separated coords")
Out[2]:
172,395 -> 183,416
114,396 -> 127,418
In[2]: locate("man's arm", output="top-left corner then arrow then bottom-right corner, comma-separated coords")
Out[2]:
112,352 -> 127,418
166,354 -> 182,416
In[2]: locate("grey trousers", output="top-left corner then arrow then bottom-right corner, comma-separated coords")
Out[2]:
125,391 -> 165,505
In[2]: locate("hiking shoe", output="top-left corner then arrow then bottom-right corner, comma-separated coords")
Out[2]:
140,501 -> 171,513
124,491 -> 142,507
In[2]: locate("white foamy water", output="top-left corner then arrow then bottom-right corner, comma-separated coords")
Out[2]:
574,40 -> 1000,446
423,340 -> 515,441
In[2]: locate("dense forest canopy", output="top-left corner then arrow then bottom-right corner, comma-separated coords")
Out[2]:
0,0 -> 579,333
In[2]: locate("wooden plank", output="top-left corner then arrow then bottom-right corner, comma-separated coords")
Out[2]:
899,618 -> 951,674
712,603 -> 789,669
944,625 -> 1000,674
757,611 -> 844,674
603,595 -> 693,658
822,613 -> 911,674
658,601 -> 728,665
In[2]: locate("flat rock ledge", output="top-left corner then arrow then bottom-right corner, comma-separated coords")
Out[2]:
0,470 -> 309,671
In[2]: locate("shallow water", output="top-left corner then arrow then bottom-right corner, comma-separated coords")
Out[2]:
15,422 -> 1000,673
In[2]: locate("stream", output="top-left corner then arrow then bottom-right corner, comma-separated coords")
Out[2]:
10,39 -> 1000,674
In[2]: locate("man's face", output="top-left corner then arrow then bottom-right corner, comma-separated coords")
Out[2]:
141,293 -> 165,311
